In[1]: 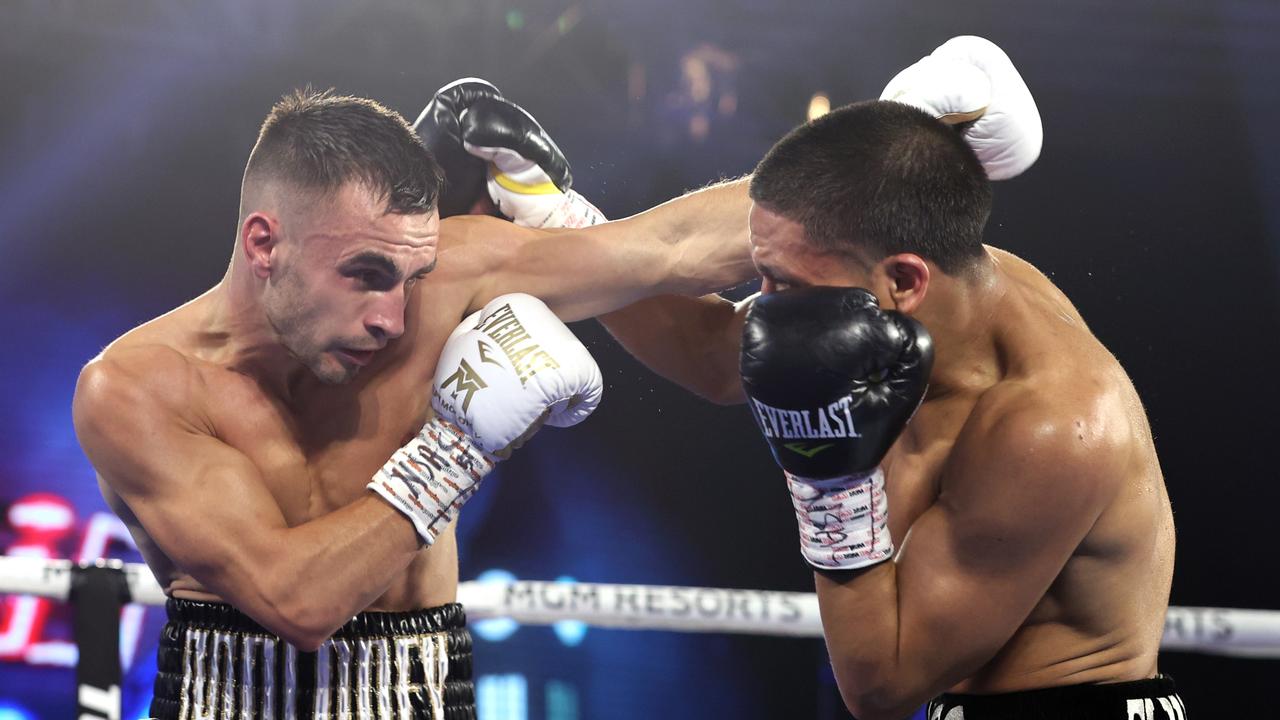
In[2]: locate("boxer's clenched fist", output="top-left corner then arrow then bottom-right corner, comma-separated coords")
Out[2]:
413,77 -> 604,228
412,78 -> 509,216
881,35 -> 1042,180
433,293 -> 602,456
741,287 -> 932,570
370,294 -> 602,545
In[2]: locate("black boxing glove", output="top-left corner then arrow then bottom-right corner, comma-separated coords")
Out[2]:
412,78 -> 592,227
740,286 -> 933,570
413,78 -> 506,217
460,98 -> 604,229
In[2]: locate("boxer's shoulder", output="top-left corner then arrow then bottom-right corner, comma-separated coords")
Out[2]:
76,341 -> 209,432
408,214 -> 547,322
948,377 -> 1128,501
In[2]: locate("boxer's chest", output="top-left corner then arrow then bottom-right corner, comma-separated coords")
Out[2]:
206,350 -> 443,526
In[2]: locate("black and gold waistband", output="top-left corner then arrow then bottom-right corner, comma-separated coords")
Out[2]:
929,675 -> 1186,719
151,598 -> 475,720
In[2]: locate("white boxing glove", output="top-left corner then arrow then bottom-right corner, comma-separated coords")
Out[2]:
432,293 -> 603,453
369,294 -> 602,545
881,36 -> 1042,180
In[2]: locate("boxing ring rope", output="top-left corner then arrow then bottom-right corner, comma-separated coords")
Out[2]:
2,556 -> 1278,658
4,557 -> 1276,718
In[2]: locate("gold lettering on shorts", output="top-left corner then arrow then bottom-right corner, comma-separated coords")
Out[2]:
282,643 -> 297,720
393,637 -> 415,715
213,631 -> 235,720
313,641 -> 331,718
421,634 -> 449,720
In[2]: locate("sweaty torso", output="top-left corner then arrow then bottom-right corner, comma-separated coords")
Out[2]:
882,247 -> 1174,693
98,219 -> 497,612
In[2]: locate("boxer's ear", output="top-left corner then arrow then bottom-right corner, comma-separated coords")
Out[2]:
241,212 -> 278,279
876,253 -> 929,314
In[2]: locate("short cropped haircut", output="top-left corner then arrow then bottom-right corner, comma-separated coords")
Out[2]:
243,88 -> 442,215
749,100 -> 992,275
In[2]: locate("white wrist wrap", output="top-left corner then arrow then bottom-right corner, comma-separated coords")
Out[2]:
530,188 -> 606,229
787,468 -> 892,570
488,169 -> 606,229
369,417 -> 495,546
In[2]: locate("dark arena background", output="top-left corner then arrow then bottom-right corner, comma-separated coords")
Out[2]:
2,1 -> 1278,718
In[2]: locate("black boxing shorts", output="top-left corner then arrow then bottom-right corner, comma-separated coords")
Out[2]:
151,598 -> 475,720
927,675 -> 1186,719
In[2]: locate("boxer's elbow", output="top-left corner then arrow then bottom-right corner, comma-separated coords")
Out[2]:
833,663 -> 920,720
259,591 -> 343,652
242,561 -> 347,651
841,693 -> 914,720
698,375 -> 747,406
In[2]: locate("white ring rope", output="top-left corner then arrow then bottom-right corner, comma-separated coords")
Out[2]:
1,556 -> 1275,658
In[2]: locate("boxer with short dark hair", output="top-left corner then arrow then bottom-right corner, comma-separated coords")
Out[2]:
603,37 -> 1184,719
73,86 -> 755,719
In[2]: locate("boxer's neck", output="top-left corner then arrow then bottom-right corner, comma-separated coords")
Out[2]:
915,252 -> 1009,402
208,267 -> 312,400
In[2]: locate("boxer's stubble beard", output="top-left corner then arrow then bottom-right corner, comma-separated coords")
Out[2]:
264,259 -> 358,386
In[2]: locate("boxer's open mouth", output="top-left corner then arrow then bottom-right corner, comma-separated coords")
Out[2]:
336,348 -> 376,366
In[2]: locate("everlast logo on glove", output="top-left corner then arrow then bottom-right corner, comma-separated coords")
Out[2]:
740,287 -> 933,480
748,395 -> 862,441
476,302 -> 560,385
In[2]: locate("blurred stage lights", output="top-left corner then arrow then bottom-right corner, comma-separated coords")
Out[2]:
808,92 -> 831,120
0,706 -> 37,720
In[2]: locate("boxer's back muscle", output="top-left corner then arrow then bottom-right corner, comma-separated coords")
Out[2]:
888,248 -> 1173,692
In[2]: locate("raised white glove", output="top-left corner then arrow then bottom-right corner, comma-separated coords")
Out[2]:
370,294 -> 602,545
432,293 -> 603,454
881,36 -> 1042,180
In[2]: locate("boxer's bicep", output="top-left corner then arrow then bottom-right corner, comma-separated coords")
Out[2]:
74,356 -> 289,608
894,408 -> 1114,692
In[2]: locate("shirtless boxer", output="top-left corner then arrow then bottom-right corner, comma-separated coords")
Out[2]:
71,87 -> 754,718
602,38 -> 1184,719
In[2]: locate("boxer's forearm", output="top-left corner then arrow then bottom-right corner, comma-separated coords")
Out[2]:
241,496 -> 422,651
814,564 -> 937,720
636,176 -> 756,297
476,178 -> 755,321
599,294 -> 747,405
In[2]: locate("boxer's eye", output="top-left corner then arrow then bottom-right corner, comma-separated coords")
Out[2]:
347,269 -> 395,291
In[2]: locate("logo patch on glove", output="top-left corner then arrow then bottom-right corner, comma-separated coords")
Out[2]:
477,339 -> 502,367
439,358 -> 488,413
783,442 -> 836,458
475,303 -> 560,386
749,396 -> 863,441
